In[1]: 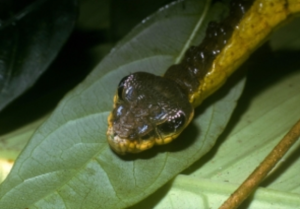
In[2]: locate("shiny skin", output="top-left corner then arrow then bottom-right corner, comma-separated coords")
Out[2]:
107,0 -> 300,154
107,72 -> 193,154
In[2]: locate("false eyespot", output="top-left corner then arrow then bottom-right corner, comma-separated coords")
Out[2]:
107,0 -> 254,154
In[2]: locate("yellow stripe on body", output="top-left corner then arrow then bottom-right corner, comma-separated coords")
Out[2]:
191,0 -> 300,107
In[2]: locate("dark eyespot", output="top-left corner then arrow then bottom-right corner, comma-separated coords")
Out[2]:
117,75 -> 130,100
157,112 -> 186,135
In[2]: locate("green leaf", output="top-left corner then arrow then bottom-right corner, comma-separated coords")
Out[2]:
0,0 -> 246,208
110,0 -> 174,40
135,48 -> 300,208
0,0 -> 77,111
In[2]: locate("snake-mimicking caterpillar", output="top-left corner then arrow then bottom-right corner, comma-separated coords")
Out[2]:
107,0 -> 300,154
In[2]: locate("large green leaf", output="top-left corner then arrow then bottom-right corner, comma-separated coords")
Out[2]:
134,45 -> 300,208
0,0 -> 246,208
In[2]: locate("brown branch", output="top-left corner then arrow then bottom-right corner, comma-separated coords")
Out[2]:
219,119 -> 300,209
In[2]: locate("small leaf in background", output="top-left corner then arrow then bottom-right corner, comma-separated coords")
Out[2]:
0,0 -> 78,111
0,159 -> 13,183
0,0 -> 246,208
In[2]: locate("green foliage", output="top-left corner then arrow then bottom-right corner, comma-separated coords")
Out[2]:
1,0 -> 300,208
0,0 -> 246,208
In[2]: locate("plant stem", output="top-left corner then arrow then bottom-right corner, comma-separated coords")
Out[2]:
219,119 -> 300,209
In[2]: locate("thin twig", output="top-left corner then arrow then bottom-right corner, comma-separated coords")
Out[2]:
219,119 -> 300,209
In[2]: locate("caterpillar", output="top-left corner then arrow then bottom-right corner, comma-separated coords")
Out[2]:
107,0 -> 300,154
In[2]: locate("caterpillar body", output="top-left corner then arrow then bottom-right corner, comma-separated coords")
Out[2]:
107,0 -> 300,154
